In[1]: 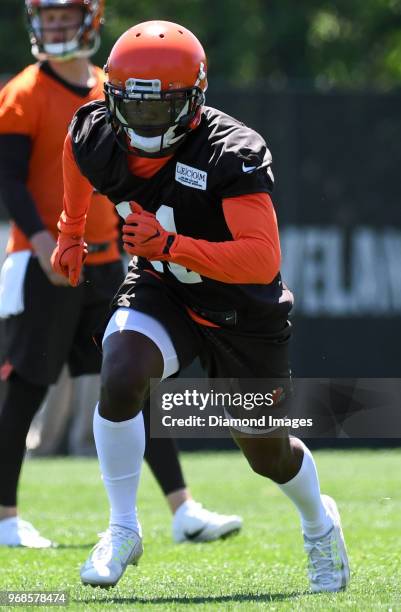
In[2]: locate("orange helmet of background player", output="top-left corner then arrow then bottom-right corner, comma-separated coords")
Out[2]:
104,20 -> 208,157
25,0 -> 105,61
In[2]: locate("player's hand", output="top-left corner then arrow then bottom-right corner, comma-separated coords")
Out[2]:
122,203 -> 176,260
51,233 -> 88,287
30,230 -> 71,286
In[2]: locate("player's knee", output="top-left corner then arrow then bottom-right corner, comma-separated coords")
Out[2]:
100,358 -> 149,420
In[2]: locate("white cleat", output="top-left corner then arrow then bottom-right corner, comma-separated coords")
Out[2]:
0,517 -> 53,548
304,494 -> 350,593
80,525 -> 143,588
172,500 -> 243,543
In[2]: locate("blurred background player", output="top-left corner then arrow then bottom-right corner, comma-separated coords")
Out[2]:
53,20 -> 349,592
0,0 -> 242,548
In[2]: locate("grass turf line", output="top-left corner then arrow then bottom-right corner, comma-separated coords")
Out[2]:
0,450 -> 400,610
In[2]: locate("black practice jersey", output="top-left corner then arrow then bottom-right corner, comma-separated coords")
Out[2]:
69,101 -> 293,327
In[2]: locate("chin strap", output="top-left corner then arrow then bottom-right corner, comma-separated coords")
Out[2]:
188,107 -> 202,130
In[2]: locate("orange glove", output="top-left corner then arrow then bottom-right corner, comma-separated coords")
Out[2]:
51,234 -> 88,287
122,203 -> 176,260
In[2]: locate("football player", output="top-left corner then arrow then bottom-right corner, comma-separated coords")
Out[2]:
52,20 -> 350,592
0,1 -> 242,548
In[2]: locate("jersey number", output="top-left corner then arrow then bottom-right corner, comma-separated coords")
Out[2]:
152,206 -> 202,284
116,202 -> 202,284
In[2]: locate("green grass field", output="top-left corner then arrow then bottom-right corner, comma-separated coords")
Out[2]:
0,450 -> 400,610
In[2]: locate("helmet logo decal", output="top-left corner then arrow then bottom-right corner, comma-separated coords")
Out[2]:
125,78 -> 161,95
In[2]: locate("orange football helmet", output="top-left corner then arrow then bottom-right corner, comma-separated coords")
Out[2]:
26,0 -> 104,61
104,20 -> 207,157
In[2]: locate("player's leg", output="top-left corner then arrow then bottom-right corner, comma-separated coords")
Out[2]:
142,397 -> 243,542
73,262 -> 180,525
68,373 -> 99,455
234,433 -> 349,592
142,395 -> 186,500
79,261 -> 242,546
67,263 -> 148,584
80,307 -> 179,587
0,257 -> 82,547
234,434 -> 327,530
204,323 -> 349,593
29,366 -> 73,456
0,371 -> 52,547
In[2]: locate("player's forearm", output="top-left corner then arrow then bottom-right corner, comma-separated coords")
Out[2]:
59,134 -> 93,236
169,234 -> 280,284
0,133 -> 46,237
169,192 -> 281,284
0,178 -> 46,237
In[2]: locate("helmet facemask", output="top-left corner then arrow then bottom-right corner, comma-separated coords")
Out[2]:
105,66 -> 206,157
26,1 -> 103,61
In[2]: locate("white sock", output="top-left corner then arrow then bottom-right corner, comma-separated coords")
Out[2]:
93,405 -> 145,535
278,439 -> 333,539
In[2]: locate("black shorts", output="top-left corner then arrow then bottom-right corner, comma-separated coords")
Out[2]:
113,273 -> 292,393
1,257 -> 125,386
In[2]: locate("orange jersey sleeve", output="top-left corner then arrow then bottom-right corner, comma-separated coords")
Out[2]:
169,193 -> 281,284
0,68 -> 39,137
59,133 -> 93,235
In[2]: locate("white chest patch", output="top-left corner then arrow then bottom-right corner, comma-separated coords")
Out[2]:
175,162 -> 207,191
